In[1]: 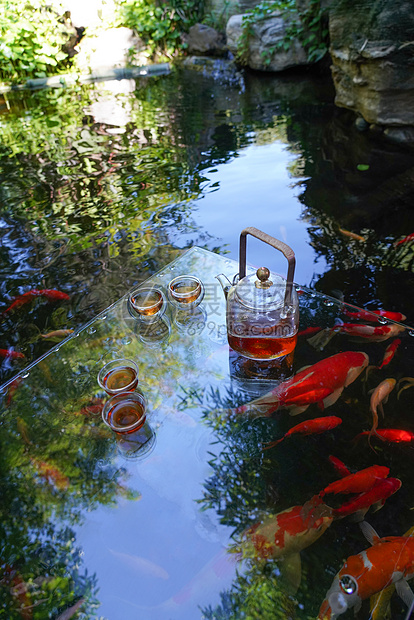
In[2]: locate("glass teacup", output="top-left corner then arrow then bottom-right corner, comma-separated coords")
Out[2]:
97,358 -> 139,395
102,390 -> 147,435
128,286 -> 166,320
168,275 -> 204,308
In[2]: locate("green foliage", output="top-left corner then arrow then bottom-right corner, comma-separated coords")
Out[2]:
236,0 -> 295,64
280,0 -> 329,63
0,0 -> 74,84
116,0 -> 206,59
236,0 -> 329,67
203,0 -> 233,32
202,561 -> 298,619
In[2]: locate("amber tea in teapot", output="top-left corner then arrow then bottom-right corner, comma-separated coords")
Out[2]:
228,327 -> 297,360
217,228 -> 299,361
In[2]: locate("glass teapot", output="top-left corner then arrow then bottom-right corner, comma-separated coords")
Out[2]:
216,227 -> 299,360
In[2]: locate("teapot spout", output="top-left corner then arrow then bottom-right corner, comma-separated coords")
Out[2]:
215,274 -> 232,299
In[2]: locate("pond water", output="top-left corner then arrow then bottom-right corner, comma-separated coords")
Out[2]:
1,62 -> 414,619
1,64 -> 414,387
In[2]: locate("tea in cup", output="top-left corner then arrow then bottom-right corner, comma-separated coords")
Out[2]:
98,358 -> 139,395
102,390 -> 147,435
128,286 -> 165,319
168,275 -> 204,308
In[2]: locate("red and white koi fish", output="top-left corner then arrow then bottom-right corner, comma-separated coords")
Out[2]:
242,506 -> 333,559
394,232 -> 414,247
318,521 -> 414,619
265,416 -> 342,449
337,322 -> 405,342
355,428 -> 414,443
320,465 -> 390,498
343,308 -> 406,323
328,456 -> 351,478
331,477 -> 401,521
378,338 -> 401,369
1,289 -> 70,315
0,348 -> 25,359
369,378 -> 396,438
235,351 -> 369,417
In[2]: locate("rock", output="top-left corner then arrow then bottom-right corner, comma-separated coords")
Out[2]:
182,24 -> 226,56
355,116 -> 369,131
383,127 -> 414,146
226,12 -> 311,72
74,27 -> 148,73
329,0 -> 414,127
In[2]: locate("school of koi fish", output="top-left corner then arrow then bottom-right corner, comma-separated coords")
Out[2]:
0,289 -> 71,372
2,282 -> 414,618
232,307 -> 414,619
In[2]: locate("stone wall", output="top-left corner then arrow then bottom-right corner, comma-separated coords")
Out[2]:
328,0 -> 414,128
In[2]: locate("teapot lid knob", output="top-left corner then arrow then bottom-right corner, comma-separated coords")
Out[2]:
255,267 -> 273,289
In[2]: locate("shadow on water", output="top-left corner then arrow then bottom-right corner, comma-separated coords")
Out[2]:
1,65 -> 414,385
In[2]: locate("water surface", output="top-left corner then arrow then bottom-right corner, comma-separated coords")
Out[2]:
1,64 -> 414,386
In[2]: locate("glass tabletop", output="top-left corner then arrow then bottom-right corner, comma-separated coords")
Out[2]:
1,246 -> 414,619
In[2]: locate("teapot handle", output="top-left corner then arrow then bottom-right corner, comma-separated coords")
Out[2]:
239,227 -> 296,305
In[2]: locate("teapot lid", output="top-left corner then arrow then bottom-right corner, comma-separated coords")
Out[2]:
235,267 -> 288,310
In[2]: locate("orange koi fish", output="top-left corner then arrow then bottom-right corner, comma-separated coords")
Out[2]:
378,338 -> 401,369
0,348 -> 25,359
318,522 -> 414,619
78,397 -> 104,416
355,428 -> 414,443
1,289 -> 69,315
265,416 -> 342,449
338,323 -> 405,342
332,477 -> 401,520
319,465 -> 390,498
369,525 -> 414,620
328,456 -> 351,478
397,377 -> 414,399
41,329 -> 74,339
394,232 -> 414,247
235,351 -> 369,417
365,340 -> 401,389
17,417 -> 32,446
369,378 -> 396,438
30,457 -> 70,491
5,376 -> 23,406
297,326 -> 323,337
343,308 -> 406,323
338,227 -> 366,242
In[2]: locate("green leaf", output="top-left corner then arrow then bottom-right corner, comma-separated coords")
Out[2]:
357,164 -> 370,171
